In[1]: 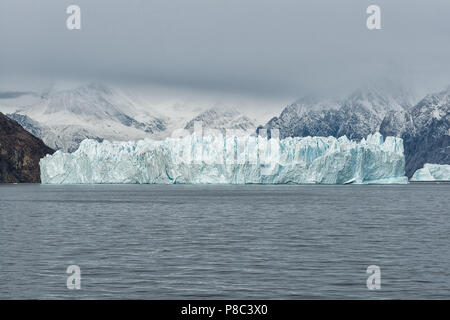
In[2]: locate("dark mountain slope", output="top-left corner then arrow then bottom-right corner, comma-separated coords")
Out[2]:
0,112 -> 54,183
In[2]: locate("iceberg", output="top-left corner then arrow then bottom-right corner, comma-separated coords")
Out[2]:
39,131 -> 408,184
411,164 -> 450,181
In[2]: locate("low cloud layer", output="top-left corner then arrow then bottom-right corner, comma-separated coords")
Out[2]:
1,0 -> 450,98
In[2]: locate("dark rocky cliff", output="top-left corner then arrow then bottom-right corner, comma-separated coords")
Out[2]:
0,112 -> 55,183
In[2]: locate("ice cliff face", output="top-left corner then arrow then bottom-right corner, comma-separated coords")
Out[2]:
411,164 -> 450,181
40,131 -> 407,184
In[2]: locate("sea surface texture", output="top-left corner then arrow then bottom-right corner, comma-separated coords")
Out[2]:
0,183 -> 449,299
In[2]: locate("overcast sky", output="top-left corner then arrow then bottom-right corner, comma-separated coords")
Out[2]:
1,0 -> 450,100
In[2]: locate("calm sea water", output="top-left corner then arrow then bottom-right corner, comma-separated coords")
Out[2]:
0,183 -> 449,299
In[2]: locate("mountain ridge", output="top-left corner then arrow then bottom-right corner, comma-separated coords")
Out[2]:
262,86 -> 448,177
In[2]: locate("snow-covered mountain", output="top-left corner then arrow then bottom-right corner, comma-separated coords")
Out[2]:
262,86 -> 414,140
336,87 -> 411,140
5,113 -> 53,142
2,82 -> 448,178
398,88 -> 450,177
261,85 -> 448,178
379,109 -> 414,138
32,84 -> 167,132
261,95 -> 342,138
184,107 -> 256,134
1,84 -> 169,152
0,84 -> 259,152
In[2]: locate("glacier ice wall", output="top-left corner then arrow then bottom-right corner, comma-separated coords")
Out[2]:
40,132 -> 408,184
411,163 -> 450,181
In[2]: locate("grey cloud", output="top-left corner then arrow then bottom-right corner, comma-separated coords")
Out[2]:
1,0 -> 450,98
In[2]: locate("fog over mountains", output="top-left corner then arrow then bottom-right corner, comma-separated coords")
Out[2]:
262,86 -> 413,140
0,83 -> 259,152
397,89 -> 450,176
0,82 -> 449,178
262,86 -> 449,177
